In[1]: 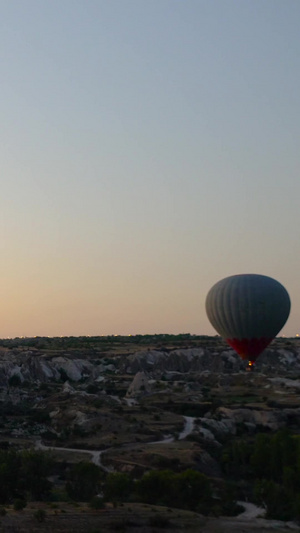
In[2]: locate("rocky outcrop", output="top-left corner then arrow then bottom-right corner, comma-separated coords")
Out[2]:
126,372 -> 151,398
124,348 -> 244,374
0,346 -> 300,388
195,406 -> 300,442
124,347 -> 300,375
217,407 -> 280,431
0,352 -> 102,385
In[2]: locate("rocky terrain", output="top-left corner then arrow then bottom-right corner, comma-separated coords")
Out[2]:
1,338 -> 300,445
0,335 -> 300,531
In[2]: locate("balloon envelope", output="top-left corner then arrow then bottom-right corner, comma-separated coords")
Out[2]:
205,274 -> 291,363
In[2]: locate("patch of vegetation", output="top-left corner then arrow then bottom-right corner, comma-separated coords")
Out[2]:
136,469 -> 212,513
0,449 -> 53,504
13,498 -> 27,511
66,461 -> 102,501
89,496 -> 105,509
222,429 -> 300,521
104,473 -> 133,503
8,374 -> 22,387
34,508 -> 47,522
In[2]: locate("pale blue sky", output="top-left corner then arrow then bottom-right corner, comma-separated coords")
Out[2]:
0,0 -> 299,337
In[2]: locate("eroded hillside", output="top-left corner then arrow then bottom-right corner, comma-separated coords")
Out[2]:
0,335 -> 299,532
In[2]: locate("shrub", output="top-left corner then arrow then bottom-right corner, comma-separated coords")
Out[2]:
8,374 -> 22,387
13,499 -> 27,511
89,496 -> 105,510
34,509 -> 46,522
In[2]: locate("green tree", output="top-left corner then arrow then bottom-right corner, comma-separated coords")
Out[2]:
269,430 -> 298,484
173,470 -> 212,512
0,450 -> 22,503
254,479 -> 293,521
250,434 -> 271,480
66,462 -> 102,501
222,439 -> 252,478
104,473 -> 133,503
136,469 -> 212,512
136,470 -> 174,506
19,451 -> 52,500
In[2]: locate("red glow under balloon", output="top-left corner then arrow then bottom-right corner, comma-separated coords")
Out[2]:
226,337 -> 273,363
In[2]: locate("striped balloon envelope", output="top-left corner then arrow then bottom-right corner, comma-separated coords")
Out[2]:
205,274 -> 291,366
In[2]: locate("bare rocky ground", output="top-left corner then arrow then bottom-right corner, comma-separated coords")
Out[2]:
0,503 -> 297,533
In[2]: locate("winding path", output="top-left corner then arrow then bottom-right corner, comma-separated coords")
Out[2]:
35,419 -> 299,528
35,415 -> 196,472
35,440 -> 111,472
178,416 -> 195,440
237,501 -> 265,519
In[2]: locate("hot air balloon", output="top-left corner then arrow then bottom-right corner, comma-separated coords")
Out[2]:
205,274 -> 291,367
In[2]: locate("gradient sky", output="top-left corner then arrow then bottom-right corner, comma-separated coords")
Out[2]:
0,0 -> 299,337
